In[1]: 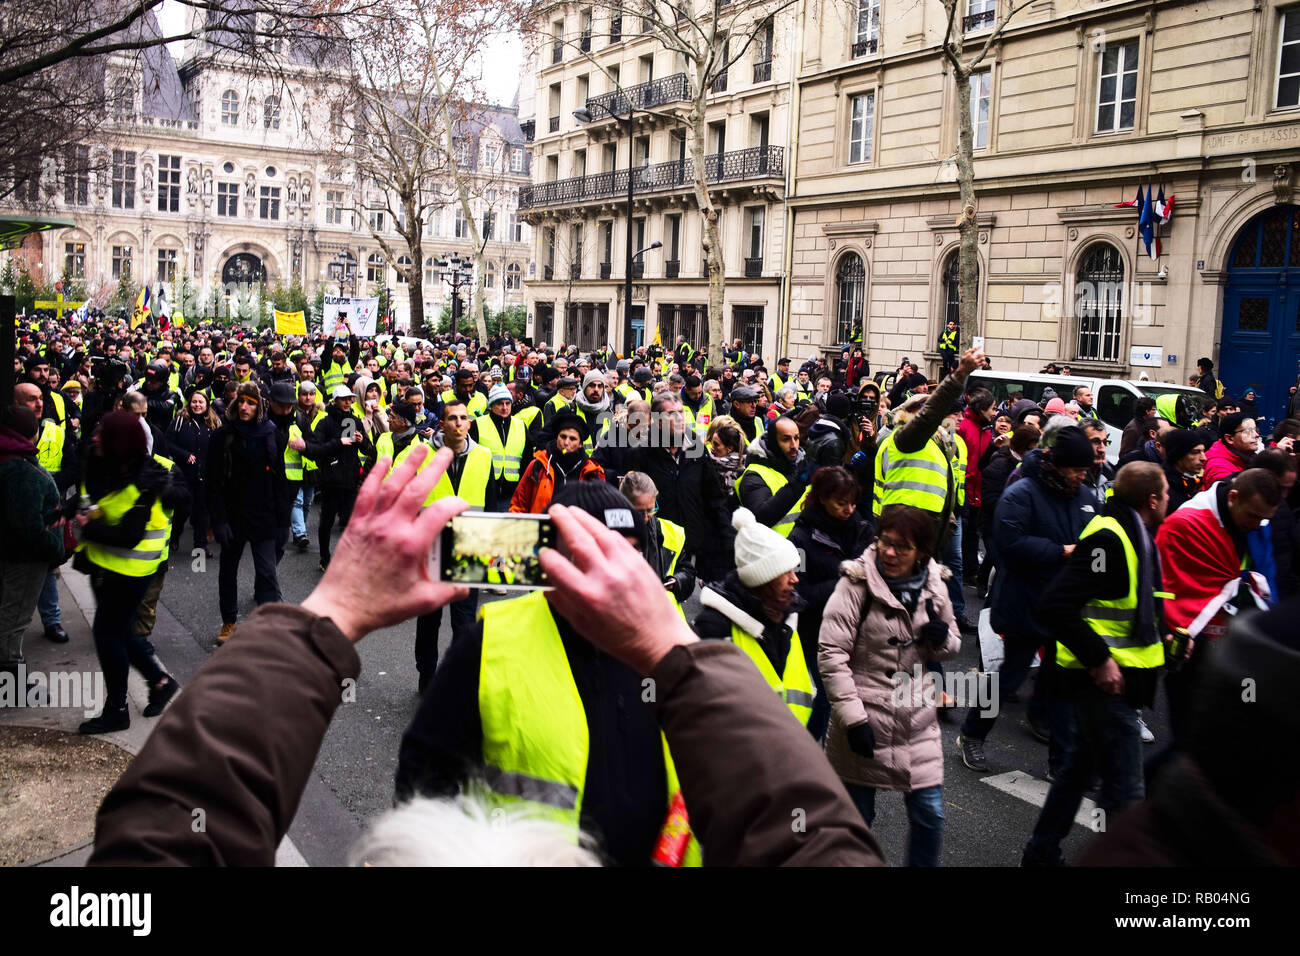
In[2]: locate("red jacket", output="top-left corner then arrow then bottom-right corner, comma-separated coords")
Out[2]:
1202,439 -> 1249,486
957,407 -> 991,508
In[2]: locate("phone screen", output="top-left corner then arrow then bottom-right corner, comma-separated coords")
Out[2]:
437,513 -> 557,590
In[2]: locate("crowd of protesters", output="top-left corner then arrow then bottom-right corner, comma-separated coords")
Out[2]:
2,308 -> 1297,868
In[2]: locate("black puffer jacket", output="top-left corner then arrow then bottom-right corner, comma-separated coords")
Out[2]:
979,446 -> 1019,525
208,420 -> 288,541
805,416 -> 849,468
302,406 -> 374,490
788,501 -> 873,673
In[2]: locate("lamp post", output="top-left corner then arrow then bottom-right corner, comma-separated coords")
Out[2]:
433,253 -> 472,336
573,96 -> 666,354
329,250 -> 357,297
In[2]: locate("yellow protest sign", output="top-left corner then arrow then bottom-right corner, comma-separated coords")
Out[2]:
275,309 -> 306,335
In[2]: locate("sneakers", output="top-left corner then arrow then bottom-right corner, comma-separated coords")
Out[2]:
143,676 -> 180,717
958,618 -> 978,638
1136,712 -> 1155,744
318,559 -> 330,573
79,708 -> 130,735
294,535 -> 309,552
1027,715 -> 1052,744
957,734 -> 989,772
44,624 -> 70,644
217,622 -> 237,645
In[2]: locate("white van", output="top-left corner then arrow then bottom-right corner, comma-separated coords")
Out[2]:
964,371 -> 1210,464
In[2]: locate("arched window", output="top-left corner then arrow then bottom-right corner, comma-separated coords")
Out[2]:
942,251 -> 979,331
1075,243 -> 1125,362
263,95 -> 281,130
835,253 -> 865,344
221,90 -> 240,126
395,255 -> 412,283
484,262 -> 496,289
367,252 -> 384,283
506,262 -> 522,290
424,256 -> 435,285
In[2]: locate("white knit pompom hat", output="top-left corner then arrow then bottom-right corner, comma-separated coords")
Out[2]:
732,508 -> 801,587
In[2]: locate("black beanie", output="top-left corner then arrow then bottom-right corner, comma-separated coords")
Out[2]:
826,393 -> 853,419
1049,425 -> 1095,468
551,479 -> 648,551
391,400 -> 418,424
1163,428 -> 1203,467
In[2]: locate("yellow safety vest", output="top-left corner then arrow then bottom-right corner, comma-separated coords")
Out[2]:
442,389 -> 488,417
949,434 -> 967,509
428,443 -> 493,508
374,431 -> 431,470
476,415 -> 528,482
939,327 -> 958,352
78,481 -> 170,577
738,462 -> 808,537
321,359 -> 352,396
872,430 -> 951,517
153,453 -> 176,563
285,409 -> 326,481
48,391 -> 67,426
682,396 -> 714,437
478,591 -> 702,865
515,405 -> 542,429
36,420 -> 63,474
728,623 -> 815,726
1056,516 -> 1166,671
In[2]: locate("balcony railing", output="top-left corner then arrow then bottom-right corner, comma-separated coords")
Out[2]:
570,263 -> 582,279
520,145 -> 785,210
665,259 -> 680,278
753,60 -> 771,83
709,72 -> 728,94
551,41 -> 563,64
544,265 -> 554,280
852,37 -> 878,57
610,16 -> 621,41
548,115 -> 560,132
744,257 -> 762,277
584,72 -> 690,120
962,10 -> 994,30
600,262 -> 612,279
520,120 -> 535,142
580,32 -> 592,52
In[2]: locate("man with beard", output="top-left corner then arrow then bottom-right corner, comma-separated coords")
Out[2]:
570,370 -> 612,452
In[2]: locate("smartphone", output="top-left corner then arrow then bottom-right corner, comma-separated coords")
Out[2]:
432,512 -> 557,590
971,336 -> 985,350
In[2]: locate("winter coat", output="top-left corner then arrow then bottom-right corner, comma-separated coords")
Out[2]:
1120,415 -> 1152,459
818,548 -> 960,791
988,449 -> 1100,640
1163,463 -> 1202,513
0,426 -> 63,565
302,406 -> 374,490
207,420 -> 288,541
1203,439 -> 1251,486
788,502 -> 874,673
957,407 -> 992,508
979,447 -> 1019,525
737,431 -> 809,528
509,446 -> 604,513
804,416 -> 849,468
618,440 -> 708,554
167,415 -> 215,482
694,453 -> 739,585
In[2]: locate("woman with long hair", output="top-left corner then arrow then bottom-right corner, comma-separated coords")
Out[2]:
168,389 -> 220,556
75,411 -> 185,733
352,375 -> 389,479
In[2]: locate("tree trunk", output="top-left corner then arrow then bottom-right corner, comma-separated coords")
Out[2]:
949,19 -> 981,347
687,96 -> 725,369
406,198 -> 425,338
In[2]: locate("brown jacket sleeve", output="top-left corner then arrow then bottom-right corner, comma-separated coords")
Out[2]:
651,641 -> 885,867
894,366 -> 970,454
88,604 -> 360,867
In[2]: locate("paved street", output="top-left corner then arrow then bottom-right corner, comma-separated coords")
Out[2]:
54,500 -> 1169,867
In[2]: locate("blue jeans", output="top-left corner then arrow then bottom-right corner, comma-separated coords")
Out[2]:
38,569 -> 60,627
942,516 -> 966,622
845,783 -> 944,866
1023,687 -> 1145,864
291,483 -> 315,539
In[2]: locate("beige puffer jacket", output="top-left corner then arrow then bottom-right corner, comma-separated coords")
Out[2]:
818,545 -> 960,791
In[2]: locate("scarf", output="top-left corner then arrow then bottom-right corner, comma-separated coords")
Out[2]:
1128,506 -> 1161,647
709,449 -> 743,492
1037,457 -> 1077,497
574,391 -> 610,418
878,557 -> 927,616
547,441 -> 586,480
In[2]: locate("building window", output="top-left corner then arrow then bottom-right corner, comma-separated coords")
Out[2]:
455,206 -> 468,238
157,154 -> 181,212
395,255 -> 411,283
259,185 -> 281,220
508,211 -> 523,242
745,207 -> 765,276
970,70 -> 991,149
734,305 -> 765,356
482,211 -> 495,240
1075,243 -> 1125,362
428,208 -> 443,237
484,262 -> 496,288
111,245 -> 132,280
964,0 -> 995,32
848,92 -> 875,164
367,253 -> 384,283
455,138 -> 470,167
506,262 -> 522,290
836,254 -> 866,344
853,0 -> 879,57
484,144 -> 500,169
111,149 -> 135,209
64,242 -> 86,278
510,147 -> 525,173
221,90 -> 240,125
264,95 -> 281,130
942,250 -> 979,331
63,145 -> 89,206
1278,10 -> 1300,109
216,182 -> 239,217
368,207 -> 386,232
325,189 -> 346,224
112,76 -> 133,119
1096,40 -> 1138,133
157,248 -> 177,283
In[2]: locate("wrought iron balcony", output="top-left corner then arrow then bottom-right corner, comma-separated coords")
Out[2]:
600,262 -> 612,279
665,259 -> 680,278
570,263 -> 582,279
583,72 -> 690,121
744,257 -> 762,278
520,120 -> 535,142
852,38 -> 878,57
519,145 -> 784,210
551,41 -> 563,64
548,115 -> 560,132
709,72 -> 728,94
962,10 -> 994,31
580,32 -> 592,52
753,60 -> 771,83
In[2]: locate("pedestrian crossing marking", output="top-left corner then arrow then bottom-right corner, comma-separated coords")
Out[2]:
980,771 -> 1098,829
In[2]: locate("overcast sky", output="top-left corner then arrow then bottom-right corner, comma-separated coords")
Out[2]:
158,1 -> 523,108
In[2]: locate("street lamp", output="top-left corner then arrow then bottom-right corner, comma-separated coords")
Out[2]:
574,98 -> 666,354
329,250 -> 357,297
433,253 -> 472,336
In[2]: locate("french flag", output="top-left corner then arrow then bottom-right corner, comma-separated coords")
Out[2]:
1154,186 -> 1175,225
1114,186 -> 1142,209
1138,185 -> 1160,260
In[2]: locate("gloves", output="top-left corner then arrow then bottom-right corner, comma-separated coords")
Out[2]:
917,598 -> 949,649
213,523 -> 234,547
846,721 -> 877,759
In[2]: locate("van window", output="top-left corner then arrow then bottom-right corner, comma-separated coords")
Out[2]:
1096,384 -> 1134,430
966,373 -> 1065,408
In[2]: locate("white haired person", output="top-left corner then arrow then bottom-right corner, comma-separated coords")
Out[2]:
87,447 -> 883,866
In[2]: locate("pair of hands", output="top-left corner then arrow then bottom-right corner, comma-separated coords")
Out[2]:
300,443 -> 698,675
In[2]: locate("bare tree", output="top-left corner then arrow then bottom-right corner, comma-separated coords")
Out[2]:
939,0 -> 1035,343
